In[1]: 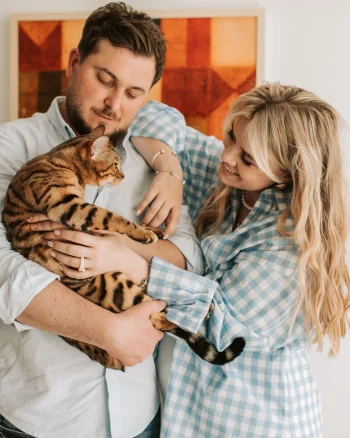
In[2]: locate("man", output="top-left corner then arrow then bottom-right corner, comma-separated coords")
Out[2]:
0,3 -> 204,437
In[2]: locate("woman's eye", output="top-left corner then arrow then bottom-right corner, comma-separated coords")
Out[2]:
227,129 -> 235,141
241,153 -> 253,166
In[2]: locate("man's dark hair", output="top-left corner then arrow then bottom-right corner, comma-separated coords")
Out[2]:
78,2 -> 166,86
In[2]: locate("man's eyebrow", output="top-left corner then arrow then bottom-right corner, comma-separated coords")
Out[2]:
95,67 -> 146,92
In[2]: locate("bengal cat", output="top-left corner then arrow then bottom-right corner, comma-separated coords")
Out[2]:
2,126 -> 245,370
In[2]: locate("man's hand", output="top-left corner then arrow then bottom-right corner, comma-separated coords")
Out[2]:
104,300 -> 166,367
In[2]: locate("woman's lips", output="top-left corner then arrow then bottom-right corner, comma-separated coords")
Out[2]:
223,162 -> 239,176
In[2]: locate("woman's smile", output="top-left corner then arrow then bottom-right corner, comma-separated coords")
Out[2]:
222,162 -> 239,176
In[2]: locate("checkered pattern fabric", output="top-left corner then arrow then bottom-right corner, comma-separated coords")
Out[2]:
131,102 -> 323,437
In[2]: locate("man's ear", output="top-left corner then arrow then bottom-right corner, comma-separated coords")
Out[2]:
66,48 -> 80,78
90,125 -> 106,137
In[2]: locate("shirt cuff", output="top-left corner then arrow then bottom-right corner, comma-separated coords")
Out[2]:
147,257 -> 215,334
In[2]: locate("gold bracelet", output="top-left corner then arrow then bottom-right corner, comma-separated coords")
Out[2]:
155,170 -> 186,185
151,149 -> 178,171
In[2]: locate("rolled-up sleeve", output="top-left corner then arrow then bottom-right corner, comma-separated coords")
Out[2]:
130,100 -> 186,154
0,128 -> 59,330
147,254 -> 304,353
147,256 -> 216,334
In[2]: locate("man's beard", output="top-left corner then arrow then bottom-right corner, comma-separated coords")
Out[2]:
65,83 -> 128,140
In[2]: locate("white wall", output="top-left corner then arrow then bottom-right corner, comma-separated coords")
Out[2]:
1,0 -> 350,437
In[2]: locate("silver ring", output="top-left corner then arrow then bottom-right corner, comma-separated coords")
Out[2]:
78,256 -> 86,272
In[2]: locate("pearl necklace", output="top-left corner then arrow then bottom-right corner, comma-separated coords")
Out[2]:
241,191 -> 253,211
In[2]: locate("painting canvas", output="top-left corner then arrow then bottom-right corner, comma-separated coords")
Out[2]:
10,10 -> 264,139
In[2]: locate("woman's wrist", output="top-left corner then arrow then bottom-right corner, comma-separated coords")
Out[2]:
153,154 -> 183,177
121,245 -> 150,286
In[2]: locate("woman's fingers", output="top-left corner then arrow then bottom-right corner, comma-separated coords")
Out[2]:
26,214 -> 49,223
141,199 -> 166,226
59,264 -> 92,279
163,207 -> 181,237
46,239 -> 91,258
147,203 -> 171,229
49,250 -> 82,269
30,220 -> 67,232
42,229 -> 98,247
136,187 -> 158,217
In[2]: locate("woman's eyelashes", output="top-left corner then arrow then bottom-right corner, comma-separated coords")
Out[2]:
241,153 -> 252,166
227,128 -> 235,141
226,128 -> 255,167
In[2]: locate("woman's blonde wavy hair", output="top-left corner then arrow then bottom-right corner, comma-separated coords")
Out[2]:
197,83 -> 350,356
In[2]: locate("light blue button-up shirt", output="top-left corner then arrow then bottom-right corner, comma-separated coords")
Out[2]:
0,98 -> 204,438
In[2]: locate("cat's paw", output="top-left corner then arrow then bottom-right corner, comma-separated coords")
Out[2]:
140,228 -> 158,244
141,226 -> 164,240
150,311 -> 177,331
205,302 -> 215,320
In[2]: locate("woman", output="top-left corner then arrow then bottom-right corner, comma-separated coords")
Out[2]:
33,83 -> 350,437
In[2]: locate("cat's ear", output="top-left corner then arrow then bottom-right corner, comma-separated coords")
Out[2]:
90,125 -> 105,137
90,136 -> 110,159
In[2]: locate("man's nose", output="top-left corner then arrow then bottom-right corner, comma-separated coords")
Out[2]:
105,89 -> 123,113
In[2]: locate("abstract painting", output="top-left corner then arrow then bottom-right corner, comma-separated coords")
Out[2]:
10,10 -> 264,139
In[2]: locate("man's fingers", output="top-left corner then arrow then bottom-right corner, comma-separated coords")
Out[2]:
139,299 -> 166,314
163,207 -> 181,237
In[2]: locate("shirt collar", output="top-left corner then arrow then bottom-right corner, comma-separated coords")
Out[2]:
46,96 -> 75,141
258,187 -> 292,213
46,96 -> 129,165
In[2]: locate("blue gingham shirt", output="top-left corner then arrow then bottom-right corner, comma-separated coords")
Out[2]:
133,102 -> 323,438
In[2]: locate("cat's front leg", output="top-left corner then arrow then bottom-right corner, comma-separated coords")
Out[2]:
46,198 -> 157,244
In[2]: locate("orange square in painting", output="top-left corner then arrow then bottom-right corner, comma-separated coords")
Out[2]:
161,19 -> 188,68
210,17 -> 257,67
61,20 -> 85,69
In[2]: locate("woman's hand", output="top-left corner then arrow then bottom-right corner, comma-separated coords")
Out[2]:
136,172 -> 183,239
26,214 -> 150,282
42,229 -> 132,279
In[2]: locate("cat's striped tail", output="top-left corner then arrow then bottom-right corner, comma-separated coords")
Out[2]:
170,327 -> 246,365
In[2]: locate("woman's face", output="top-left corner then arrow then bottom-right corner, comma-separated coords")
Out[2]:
218,119 -> 275,192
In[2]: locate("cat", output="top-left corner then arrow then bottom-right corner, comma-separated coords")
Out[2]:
2,126 -> 245,370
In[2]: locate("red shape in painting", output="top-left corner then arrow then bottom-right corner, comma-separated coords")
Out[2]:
162,67 -> 234,117
186,18 -> 211,67
19,22 -> 62,72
